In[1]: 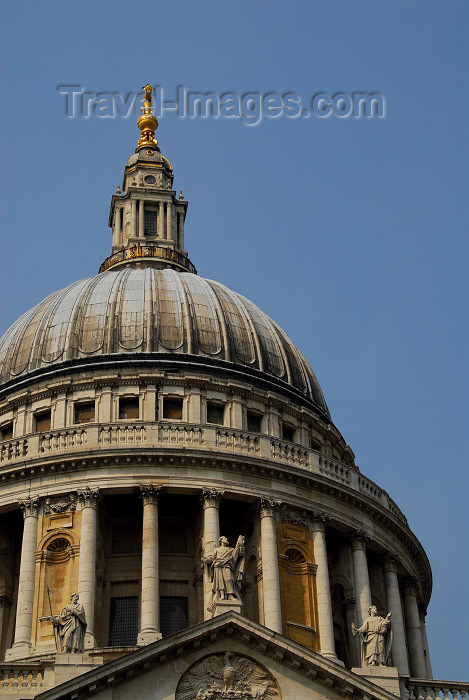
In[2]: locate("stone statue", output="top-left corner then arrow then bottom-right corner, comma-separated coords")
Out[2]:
51,593 -> 87,653
352,605 -> 392,667
203,535 -> 245,603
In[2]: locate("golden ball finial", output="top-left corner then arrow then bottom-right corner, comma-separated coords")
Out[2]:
136,83 -> 159,152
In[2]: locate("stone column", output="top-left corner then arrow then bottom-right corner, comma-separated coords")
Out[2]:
178,212 -> 185,250
259,497 -> 282,633
311,512 -> 340,663
113,207 -> 122,248
418,603 -> 433,679
345,596 -> 360,668
201,488 -> 223,620
77,487 -> 99,649
131,199 -> 137,238
158,202 -> 164,239
166,202 -> 172,241
138,200 -> 145,238
8,497 -> 40,657
350,530 -> 372,628
403,578 -> 428,678
383,554 -> 409,675
138,485 -> 162,645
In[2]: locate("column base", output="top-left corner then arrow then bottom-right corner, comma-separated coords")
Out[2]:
84,631 -> 97,650
212,598 -> 242,618
5,642 -> 31,660
321,650 -> 345,666
352,666 -> 400,697
137,628 -> 162,646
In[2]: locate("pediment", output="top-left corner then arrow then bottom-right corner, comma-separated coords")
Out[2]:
36,612 -> 399,700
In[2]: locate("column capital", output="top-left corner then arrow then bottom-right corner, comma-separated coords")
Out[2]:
258,496 -> 282,519
383,552 -> 402,573
404,576 -> 420,597
418,601 -> 428,620
18,496 -> 40,519
200,487 -> 224,509
140,484 -> 161,506
349,529 -> 371,551
310,510 -> 331,532
77,487 -> 100,509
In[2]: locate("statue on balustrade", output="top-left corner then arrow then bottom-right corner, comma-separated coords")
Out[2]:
202,535 -> 245,609
51,593 -> 87,653
352,605 -> 392,667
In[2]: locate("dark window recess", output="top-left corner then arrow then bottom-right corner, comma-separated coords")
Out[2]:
163,398 -> 183,420
109,597 -> 138,646
282,425 -> 294,442
119,397 -> 139,420
144,210 -> 158,236
247,412 -> 261,433
35,411 -> 51,432
160,596 -> 188,637
74,402 -> 95,424
0,423 -> 13,441
207,403 -> 224,425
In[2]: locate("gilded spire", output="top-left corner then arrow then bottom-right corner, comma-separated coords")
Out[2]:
136,84 -> 160,152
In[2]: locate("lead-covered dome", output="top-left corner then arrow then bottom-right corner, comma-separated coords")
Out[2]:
0,268 -> 329,416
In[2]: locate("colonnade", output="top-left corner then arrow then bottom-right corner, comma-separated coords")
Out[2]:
6,489 -> 430,679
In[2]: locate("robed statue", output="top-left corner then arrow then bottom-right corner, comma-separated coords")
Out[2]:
202,535 -> 245,608
352,605 -> 392,667
51,593 -> 87,653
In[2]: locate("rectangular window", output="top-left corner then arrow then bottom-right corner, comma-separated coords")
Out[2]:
160,596 -> 188,638
207,403 -> 225,425
163,398 -> 183,420
35,411 -> 51,432
109,597 -> 138,646
74,402 -> 95,424
144,209 -> 158,236
119,397 -> 139,420
282,424 -> 294,442
0,423 -> 13,441
247,411 -> 262,433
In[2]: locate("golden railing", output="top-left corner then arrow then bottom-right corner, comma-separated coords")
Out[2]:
99,244 -> 197,274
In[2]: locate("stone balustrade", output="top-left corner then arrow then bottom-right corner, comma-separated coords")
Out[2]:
271,438 -> 309,466
319,455 -> 350,485
0,663 -> 46,694
0,422 -> 407,523
217,428 -> 259,454
0,438 -> 28,463
405,679 -> 469,700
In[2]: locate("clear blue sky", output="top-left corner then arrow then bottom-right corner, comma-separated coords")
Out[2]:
0,1 -> 467,681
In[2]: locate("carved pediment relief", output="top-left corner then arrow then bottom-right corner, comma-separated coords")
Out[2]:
176,652 -> 281,700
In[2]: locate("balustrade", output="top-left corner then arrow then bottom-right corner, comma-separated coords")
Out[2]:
0,421 -> 407,523
405,680 -> 469,700
319,455 -> 350,485
159,423 -> 203,446
216,428 -> 259,454
99,424 -> 146,445
40,429 -> 87,453
0,663 -> 45,692
0,438 -> 27,463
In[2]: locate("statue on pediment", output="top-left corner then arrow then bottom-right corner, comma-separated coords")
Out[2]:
202,535 -> 245,606
51,593 -> 87,653
352,605 -> 392,666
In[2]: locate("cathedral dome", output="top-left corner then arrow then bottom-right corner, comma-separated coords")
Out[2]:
0,268 -> 329,417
